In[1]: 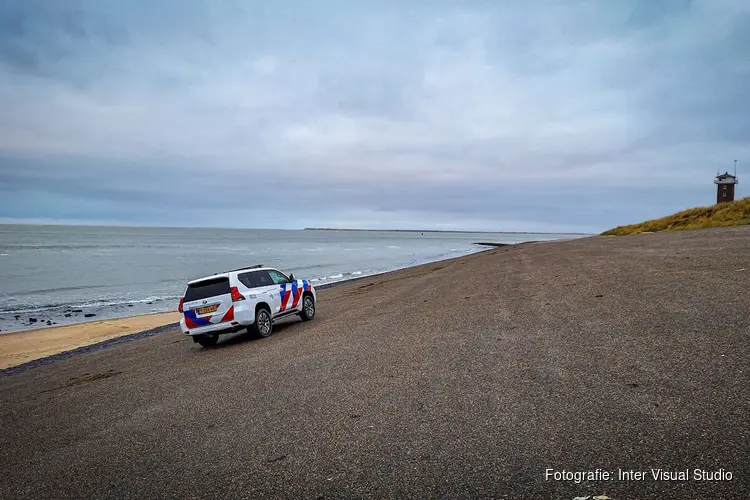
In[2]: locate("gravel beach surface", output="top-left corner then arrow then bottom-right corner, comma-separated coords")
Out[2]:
1,227 -> 748,499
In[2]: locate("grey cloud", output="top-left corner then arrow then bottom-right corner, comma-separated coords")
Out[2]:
0,0 -> 748,232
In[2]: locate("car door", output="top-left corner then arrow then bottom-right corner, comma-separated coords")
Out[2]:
267,269 -> 297,314
251,270 -> 282,316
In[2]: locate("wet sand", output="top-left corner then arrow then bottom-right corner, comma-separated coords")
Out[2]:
0,227 -> 748,499
0,312 -> 179,369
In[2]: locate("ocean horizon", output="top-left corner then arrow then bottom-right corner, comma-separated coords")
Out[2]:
0,221 -> 591,234
0,224 -> 583,334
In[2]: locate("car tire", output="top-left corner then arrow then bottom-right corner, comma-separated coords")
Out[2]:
249,307 -> 273,338
196,334 -> 218,347
300,294 -> 316,321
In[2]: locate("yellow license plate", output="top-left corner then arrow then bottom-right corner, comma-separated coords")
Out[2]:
197,305 -> 219,315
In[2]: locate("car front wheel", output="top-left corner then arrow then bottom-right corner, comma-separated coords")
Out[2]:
300,295 -> 315,321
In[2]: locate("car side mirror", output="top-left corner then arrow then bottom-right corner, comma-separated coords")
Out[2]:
289,273 -> 295,282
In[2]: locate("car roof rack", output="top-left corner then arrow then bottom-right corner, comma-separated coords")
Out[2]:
225,264 -> 264,273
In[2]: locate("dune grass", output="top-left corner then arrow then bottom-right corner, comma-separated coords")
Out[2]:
602,197 -> 750,236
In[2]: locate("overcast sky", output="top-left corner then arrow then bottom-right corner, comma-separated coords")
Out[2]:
0,0 -> 748,233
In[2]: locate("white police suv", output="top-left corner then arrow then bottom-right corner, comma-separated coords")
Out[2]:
178,265 -> 316,347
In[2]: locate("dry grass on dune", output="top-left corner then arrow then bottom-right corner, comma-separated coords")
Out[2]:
602,197 -> 750,236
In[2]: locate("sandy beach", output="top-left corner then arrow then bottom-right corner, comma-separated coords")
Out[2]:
0,312 -> 179,369
1,227 -> 748,498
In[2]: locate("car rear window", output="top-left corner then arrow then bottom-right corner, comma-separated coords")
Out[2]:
184,277 -> 230,301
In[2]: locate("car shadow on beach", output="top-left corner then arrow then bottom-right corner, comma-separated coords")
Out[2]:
195,316 -> 303,350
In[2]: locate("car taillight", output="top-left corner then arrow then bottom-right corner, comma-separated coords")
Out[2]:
231,286 -> 245,302
178,297 -> 184,313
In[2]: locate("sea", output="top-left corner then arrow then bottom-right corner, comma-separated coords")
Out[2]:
0,225 -> 582,333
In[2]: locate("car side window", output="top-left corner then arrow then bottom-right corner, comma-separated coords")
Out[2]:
238,272 -> 257,289
268,270 -> 290,284
253,270 -> 274,287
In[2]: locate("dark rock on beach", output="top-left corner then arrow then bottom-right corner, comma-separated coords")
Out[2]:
64,313 -> 72,317
84,313 -> 96,318
28,318 -> 37,323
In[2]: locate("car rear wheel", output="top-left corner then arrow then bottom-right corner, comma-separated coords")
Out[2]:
195,334 -> 218,347
250,307 -> 273,338
300,295 -> 315,321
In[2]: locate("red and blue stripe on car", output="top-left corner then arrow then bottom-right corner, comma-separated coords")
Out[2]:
279,280 -> 311,312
